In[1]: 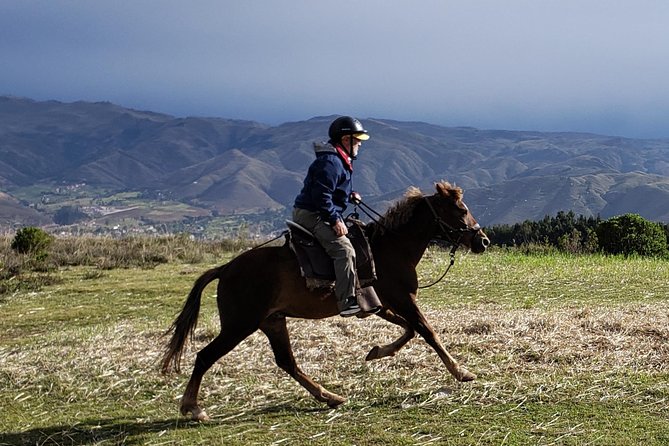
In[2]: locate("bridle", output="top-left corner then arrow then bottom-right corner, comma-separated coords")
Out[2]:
422,195 -> 482,247
418,196 -> 482,289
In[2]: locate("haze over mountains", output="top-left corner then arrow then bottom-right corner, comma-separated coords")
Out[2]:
1,96 -> 668,230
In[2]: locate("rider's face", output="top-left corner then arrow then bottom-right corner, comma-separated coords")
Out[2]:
343,135 -> 362,157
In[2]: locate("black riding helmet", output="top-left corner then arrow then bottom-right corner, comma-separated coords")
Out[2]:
328,116 -> 370,144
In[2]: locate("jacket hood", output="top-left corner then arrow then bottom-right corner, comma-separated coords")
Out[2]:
313,141 -> 337,154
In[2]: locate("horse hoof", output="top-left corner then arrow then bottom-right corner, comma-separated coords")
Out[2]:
326,395 -> 347,408
458,368 -> 477,382
181,405 -> 210,422
365,346 -> 381,361
193,408 -> 210,422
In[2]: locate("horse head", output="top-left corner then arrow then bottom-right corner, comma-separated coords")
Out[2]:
428,181 -> 490,254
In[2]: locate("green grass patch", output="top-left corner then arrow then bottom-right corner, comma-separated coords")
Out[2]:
419,249 -> 669,308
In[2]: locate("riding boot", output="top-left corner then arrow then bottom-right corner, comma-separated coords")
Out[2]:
355,286 -> 382,318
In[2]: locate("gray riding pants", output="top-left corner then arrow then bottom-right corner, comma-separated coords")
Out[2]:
292,208 -> 357,310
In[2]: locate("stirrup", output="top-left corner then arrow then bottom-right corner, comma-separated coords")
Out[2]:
339,303 -> 362,317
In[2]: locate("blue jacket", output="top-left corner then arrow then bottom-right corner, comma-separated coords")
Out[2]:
294,142 -> 352,225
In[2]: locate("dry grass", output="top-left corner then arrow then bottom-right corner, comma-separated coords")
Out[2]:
188,303 -> 669,404
3,302 -> 668,424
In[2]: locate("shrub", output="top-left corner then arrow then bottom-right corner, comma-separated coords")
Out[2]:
53,205 -> 88,225
596,214 -> 668,257
2,231 -> 59,297
11,227 -> 54,256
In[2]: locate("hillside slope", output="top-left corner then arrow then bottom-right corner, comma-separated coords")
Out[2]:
1,96 -> 668,227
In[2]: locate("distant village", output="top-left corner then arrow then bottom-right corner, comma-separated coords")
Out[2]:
10,182 -> 289,240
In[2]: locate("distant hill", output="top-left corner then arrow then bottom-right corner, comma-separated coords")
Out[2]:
1,95 -> 669,231
0,191 -> 51,227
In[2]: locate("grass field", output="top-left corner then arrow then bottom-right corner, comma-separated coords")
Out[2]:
1,249 -> 668,445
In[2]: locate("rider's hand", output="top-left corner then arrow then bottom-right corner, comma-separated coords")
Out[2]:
332,219 -> 348,237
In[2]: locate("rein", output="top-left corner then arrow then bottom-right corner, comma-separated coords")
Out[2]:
418,196 -> 481,289
418,243 -> 457,289
350,198 -> 390,230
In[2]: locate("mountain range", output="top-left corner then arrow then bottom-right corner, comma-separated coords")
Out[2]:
1,95 -> 668,230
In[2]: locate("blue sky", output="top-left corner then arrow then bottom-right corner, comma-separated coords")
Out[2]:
2,1 -> 669,138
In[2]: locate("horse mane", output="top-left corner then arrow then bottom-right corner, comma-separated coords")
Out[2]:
377,186 -> 424,231
367,181 -> 461,238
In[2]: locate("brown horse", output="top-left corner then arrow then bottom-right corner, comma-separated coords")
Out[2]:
161,181 -> 490,421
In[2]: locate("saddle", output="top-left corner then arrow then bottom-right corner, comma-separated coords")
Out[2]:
285,219 -> 381,313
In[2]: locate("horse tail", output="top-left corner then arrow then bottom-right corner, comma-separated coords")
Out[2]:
161,264 -> 226,374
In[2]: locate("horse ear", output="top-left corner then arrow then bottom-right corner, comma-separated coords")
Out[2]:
435,181 -> 453,197
435,181 -> 462,201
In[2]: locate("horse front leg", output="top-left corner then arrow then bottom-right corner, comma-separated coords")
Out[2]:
399,299 -> 476,382
365,309 -> 416,361
260,315 -> 347,408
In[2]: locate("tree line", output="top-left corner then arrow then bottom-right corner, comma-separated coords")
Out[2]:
9,209 -> 669,260
486,210 -> 669,257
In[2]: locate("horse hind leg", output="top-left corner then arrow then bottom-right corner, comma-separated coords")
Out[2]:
260,314 -> 346,408
365,309 -> 416,361
180,323 -> 258,421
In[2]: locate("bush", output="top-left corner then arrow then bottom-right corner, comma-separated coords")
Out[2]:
53,205 -> 88,225
2,231 -> 59,297
11,227 -> 54,256
596,214 -> 668,257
